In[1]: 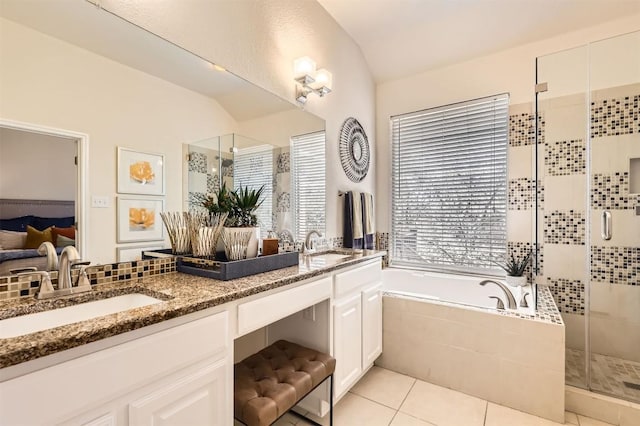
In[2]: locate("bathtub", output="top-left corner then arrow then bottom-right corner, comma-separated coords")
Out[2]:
382,268 -> 533,312
377,267 -> 565,423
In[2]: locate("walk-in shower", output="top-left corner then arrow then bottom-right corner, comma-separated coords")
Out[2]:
536,30 -> 640,404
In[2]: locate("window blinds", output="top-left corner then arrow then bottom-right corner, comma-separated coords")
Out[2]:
233,145 -> 273,236
291,131 -> 326,242
391,94 -> 508,275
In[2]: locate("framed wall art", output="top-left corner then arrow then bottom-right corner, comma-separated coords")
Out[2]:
117,147 -> 165,195
117,196 -> 164,243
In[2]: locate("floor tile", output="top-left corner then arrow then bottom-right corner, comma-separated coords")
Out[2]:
301,392 -> 396,426
390,412 -> 437,425
485,403 -> 564,426
565,411 -> 579,425
577,415 -> 616,426
399,379 -> 487,426
350,366 -> 416,409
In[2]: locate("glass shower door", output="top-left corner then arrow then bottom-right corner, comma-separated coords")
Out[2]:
536,45 -> 590,390
587,31 -> 640,403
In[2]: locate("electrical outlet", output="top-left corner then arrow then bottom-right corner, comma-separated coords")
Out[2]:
91,195 -> 110,208
302,306 -> 315,321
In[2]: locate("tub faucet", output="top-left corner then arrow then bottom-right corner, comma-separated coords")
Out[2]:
479,280 -> 517,310
304,230 -> 322,254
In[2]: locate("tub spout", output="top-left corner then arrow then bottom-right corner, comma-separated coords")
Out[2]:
479,280 -> 517,310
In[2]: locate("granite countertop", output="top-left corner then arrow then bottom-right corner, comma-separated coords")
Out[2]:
0,249 -> 385,369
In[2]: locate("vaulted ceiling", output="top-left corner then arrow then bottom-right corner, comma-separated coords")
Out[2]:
318,0 -> 640,83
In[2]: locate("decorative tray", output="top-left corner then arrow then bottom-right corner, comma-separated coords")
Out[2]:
175,251 -> 300,281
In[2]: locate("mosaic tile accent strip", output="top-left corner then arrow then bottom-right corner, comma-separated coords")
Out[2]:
376,232 -> 390,267
207,173 -> 219,194
0,257 -> 176,301
188,152 -> 207,173
495,285 -> 563,325
547,277 -> 584,315
566,349 -> 640,401
591,246 -> 639,285
509,113 -> 545,147
545,139 -> 585,176
591,94 -> 640,138
276,152 -> 290,173
591,172 -> 638,210
544,210 -> 585,245
508,178 -> 544,210
507,241 -> 543,279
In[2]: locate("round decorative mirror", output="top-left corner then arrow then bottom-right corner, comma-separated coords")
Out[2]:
339,117 -> 370,182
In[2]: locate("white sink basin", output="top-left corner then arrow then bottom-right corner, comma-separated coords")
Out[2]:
0,293 -> 163,339
305,253 -> 351,267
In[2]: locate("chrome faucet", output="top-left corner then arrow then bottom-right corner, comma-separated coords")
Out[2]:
14,270 -> 55,300
58,246 -> 81,290
304,230 -> 322,254
479,279 -> 517,310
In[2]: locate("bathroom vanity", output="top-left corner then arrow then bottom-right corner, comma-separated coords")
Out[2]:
0,250 -> 384,425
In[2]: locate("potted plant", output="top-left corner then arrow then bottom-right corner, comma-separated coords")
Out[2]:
496,250 -> 532,287
223,184 -> 265,259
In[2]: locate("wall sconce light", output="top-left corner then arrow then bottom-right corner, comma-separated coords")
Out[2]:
294,56 -> 332,104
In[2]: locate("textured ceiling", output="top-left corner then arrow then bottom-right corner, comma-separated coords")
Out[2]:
318,0 -> 640,83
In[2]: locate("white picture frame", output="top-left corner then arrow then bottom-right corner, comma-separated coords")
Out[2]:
117,244 -> 165,262
117,147 -> 165,195
117,196 -> 165,243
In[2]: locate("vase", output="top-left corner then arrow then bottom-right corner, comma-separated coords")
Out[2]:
223,227 -> 260,258
505,275 -> 527,287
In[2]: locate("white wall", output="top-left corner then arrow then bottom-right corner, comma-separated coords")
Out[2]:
0,18 -> 238,263
376,14 -> 640,231
100,0 -> 377,238
0,128 -> 76,200
238,108 -> 325,149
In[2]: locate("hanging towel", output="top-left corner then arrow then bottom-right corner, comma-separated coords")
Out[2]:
343,191 -> 364,248
361,192 -> 375,249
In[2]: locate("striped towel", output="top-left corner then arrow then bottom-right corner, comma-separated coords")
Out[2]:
343,191 -> 364,248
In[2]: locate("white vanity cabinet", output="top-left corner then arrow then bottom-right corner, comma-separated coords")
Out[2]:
0,310 -> 232,426
332,260 -> 383,399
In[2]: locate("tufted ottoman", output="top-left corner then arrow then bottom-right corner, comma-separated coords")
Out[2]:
234,340 -> 335,426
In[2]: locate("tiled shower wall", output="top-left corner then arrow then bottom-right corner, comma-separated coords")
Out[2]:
538,84 -> 640,362
187,146 -> 233,210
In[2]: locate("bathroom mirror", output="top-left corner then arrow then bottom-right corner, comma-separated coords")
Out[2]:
0,0 -> 325,266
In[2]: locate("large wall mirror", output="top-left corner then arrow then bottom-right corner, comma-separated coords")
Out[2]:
0,0 -> 325,268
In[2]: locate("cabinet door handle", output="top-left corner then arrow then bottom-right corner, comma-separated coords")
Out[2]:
601,210 -> 612,241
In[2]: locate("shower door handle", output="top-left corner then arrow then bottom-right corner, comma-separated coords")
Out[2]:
601,211 -> 612,241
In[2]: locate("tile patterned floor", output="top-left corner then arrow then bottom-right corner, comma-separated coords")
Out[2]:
566,348 -> 640,402
256,366 -> 616,426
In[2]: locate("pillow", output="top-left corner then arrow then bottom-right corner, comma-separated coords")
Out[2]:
52,226 -> 76,246
24,226 -> 54,249
33,216 -> 75,230
0,230 -> 28,250
0,215 -> 35,232
56,235 -> 75,248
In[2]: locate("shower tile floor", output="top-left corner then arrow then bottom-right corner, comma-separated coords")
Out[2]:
566,348 -> 640,402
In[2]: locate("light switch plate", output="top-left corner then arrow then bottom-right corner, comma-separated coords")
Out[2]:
91,195 -> 110,208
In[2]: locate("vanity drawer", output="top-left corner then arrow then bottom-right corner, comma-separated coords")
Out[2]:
334,260 -> 381,298
237,276 -> 332,336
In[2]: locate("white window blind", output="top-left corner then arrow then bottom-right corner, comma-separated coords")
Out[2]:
233,145 -> 273,237
391,94 -> 508,275
291,131 -> 326,241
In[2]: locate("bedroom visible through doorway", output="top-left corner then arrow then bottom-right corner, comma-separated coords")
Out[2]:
0,122 -> 86,275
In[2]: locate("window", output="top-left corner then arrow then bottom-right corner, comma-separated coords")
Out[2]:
291,131 -> 326,241
233,145 -> 273,236
391,94 -> 508,275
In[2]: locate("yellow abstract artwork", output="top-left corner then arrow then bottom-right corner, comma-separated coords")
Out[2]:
129,161 -> 155,184
129,207 -> 155,231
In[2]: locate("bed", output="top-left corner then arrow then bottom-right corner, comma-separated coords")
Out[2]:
0,199 -> 76,275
